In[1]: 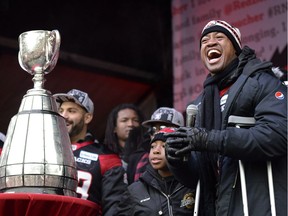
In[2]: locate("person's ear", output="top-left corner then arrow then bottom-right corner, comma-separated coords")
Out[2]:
84,113 -> 93,124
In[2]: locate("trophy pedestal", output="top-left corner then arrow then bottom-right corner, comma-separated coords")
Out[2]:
0,193 -> 100,216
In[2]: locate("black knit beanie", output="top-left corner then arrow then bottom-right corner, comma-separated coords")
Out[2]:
200,20 -> 242,56
150,127 -> 175,144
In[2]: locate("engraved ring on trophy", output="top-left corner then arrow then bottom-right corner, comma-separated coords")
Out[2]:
0,30 -> 78,197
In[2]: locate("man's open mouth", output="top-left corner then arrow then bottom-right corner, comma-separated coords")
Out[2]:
207,49 -> 222,62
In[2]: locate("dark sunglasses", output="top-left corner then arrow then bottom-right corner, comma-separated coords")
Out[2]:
148,125 -> 170,136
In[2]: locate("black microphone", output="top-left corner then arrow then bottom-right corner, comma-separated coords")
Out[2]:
183,104 -> 198,162
186,104 -> 198,127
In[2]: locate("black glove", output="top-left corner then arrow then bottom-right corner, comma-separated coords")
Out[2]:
165,127 -> 219,158
164,140 -> 186,166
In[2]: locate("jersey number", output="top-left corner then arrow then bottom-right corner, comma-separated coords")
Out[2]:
77,170 -> 92,200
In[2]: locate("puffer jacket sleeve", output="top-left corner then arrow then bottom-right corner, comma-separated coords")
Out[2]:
101,157 -> 127,216
114,189 -> 134,216
220,70 -> 287,160
167,151 -> 200,189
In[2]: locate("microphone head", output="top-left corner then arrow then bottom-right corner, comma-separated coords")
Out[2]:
186,104 -> 198,115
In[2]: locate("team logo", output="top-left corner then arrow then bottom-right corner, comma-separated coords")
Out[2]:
75,157 -> 91,165
275,91 -> 284,100
140,197 -> 150,203
180,192 -> 195,209
220,94 -> 228,112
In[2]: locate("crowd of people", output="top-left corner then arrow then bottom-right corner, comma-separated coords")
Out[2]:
0,20 -> 287,216
53,88 -> 191,215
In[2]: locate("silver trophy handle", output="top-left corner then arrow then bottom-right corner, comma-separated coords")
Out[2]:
44,29 -> 61,74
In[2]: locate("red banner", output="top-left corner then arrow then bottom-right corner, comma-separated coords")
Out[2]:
172,0 -> 287,112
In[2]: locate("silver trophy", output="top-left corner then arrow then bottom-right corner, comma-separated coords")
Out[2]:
0,30 -> 78,197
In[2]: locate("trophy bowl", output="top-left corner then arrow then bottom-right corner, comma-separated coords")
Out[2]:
18,30 -> 60,75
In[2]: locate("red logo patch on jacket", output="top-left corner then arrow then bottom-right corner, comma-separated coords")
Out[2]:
275,91 -> 284,100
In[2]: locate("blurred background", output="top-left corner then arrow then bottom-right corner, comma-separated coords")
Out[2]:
0,0 -> 173,141
0,0 -> 287,141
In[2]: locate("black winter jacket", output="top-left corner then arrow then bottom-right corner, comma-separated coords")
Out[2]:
115,164 -> 196,215
168,46 -> 287,216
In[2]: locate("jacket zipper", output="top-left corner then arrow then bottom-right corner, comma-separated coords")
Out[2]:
159,185 -> 184,216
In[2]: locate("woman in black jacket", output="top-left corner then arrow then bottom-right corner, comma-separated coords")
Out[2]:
116,128 -> 196,216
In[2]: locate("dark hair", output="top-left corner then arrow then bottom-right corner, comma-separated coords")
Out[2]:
103,103 -> 144,154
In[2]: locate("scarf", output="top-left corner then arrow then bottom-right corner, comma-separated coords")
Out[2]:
201,58 -> 240,130
199,59 -> 240,210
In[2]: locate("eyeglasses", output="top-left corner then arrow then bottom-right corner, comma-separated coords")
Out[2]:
148,125 -> 171,136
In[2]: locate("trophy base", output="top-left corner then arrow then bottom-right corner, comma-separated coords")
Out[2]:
0,187 -> 77,197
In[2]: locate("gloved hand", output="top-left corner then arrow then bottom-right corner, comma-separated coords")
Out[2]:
165,127 -> 218,159
164,139 -> 186,166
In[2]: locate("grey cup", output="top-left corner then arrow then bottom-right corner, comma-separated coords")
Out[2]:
18,30 -> 60,75
0,30 -> 78,197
